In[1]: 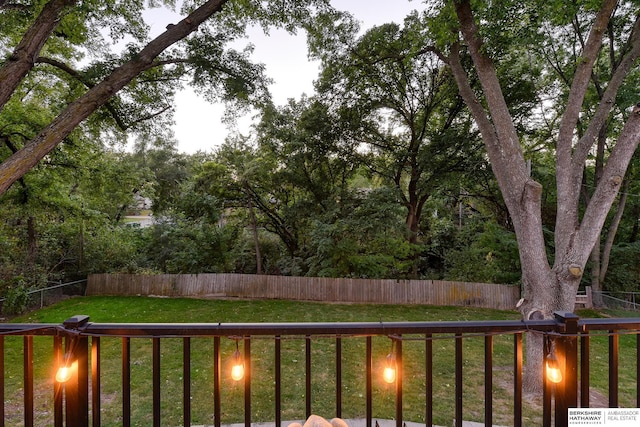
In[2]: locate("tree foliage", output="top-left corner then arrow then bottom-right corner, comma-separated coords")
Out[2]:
2,0 -> 640,323
0,0 -> 337,194
315,13 -> 485,243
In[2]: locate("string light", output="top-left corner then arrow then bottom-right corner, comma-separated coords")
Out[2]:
546,354 -> 562,384
56,353 -> 76,383
544,335 -> 562,384
383,339 -> 397,384
231,339 -> 245,382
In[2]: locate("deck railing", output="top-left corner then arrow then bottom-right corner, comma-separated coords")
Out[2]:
1,312 -> 640,427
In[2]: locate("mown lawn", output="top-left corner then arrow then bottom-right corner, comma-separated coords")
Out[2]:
3,296 -> 634,426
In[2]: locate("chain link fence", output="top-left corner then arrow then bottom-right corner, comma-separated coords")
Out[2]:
593,291 -> 640,312
0,279 -> 87,315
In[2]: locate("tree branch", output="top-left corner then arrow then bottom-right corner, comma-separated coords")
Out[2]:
0,0 -> 29,10
451,0 -> 549,283
0,0 -> 229,196
555,0 -> 617,186
447,40 -> 519,210
577,107 -> 640,255
0,0 -> 77,112
453,1 -> 524,168
600,177 -> 629,282
555,11 -> 640,254
36,56 -> 173,131
573,14 -> 640,169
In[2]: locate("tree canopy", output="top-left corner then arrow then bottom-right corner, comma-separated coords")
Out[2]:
2,1 -> 640,355
0,0 -> 337,194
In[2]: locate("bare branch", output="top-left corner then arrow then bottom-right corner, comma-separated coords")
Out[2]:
0,0 -> 29,10
125,105 -> 173,129
556,0 -> 617,153
452,1 -> 530,208
577,107 -> 640,253
573,14 -> 640,168
36,56 -> 172,131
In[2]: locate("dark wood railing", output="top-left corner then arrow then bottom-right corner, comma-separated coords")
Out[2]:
1,312 -> 639,427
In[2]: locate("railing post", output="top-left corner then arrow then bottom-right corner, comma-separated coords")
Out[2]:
60,315 -> 90,427
554,311 -> 579,427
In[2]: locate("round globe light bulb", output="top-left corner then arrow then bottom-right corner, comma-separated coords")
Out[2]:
546,360 -> 562,384
383,365 -> 396,384
56,365 -> 72,383
231,363 -> 245,381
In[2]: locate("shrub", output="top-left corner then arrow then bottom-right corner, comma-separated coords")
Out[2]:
2,277 -> 30,315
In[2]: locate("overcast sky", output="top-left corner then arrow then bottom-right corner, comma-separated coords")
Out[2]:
145,0 -> 426,153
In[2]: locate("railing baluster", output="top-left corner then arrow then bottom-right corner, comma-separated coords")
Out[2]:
543,336 -> 552,427
122,337 -> 131,427
214,336 -> 221,427
78,335 -> 89,427
92,337 -> 101,427
275,336 -> 281,427
305,335 -> 311,419
24,336 -> 33,427
366,336 -> 372,427
244,337 -> 251,427
54,336 -> 63,427
581,332 -> 590,407
609,331 -> 619,407
396,337 -> 403,427
425,334 -> 432,427
153,338 -> 160,427
514,333 -> 522,427
637,334 -> 640,408
183,337 -> 191,427
336,336 -> 342,419
0,336 -> 3,427
455,334 -> 462,427
0,336 -> 4,427
485,335 -> 493,426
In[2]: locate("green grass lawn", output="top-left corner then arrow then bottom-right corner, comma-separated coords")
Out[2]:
4,296 -> 636,427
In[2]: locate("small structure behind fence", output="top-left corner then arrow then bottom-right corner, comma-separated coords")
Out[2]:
87,273 -> 521,310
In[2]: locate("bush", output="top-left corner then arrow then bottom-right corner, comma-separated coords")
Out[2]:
2,278 -> 30,315
444,222 -> 521,284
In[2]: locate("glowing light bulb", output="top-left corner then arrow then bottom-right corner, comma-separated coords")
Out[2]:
56,365 -> 72,383
546,358 -> 562,384
383,365 -> 396,384
231,350 -> 244,381
383,353 -> 396,384
56,359 -> 76,383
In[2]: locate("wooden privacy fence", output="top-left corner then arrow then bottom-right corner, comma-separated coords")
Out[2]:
87,274 -> 520,310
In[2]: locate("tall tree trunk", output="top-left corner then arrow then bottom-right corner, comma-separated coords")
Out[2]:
404,194 -> 428,278
590,179 -> 629,307
590,240 -> 605,308
447,0 -> 640,393
630,203 -> 640,242
245,182 -> 262,275
27,216 -> 37,267
248,199 -> 263,275
405,206 -> 419,278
